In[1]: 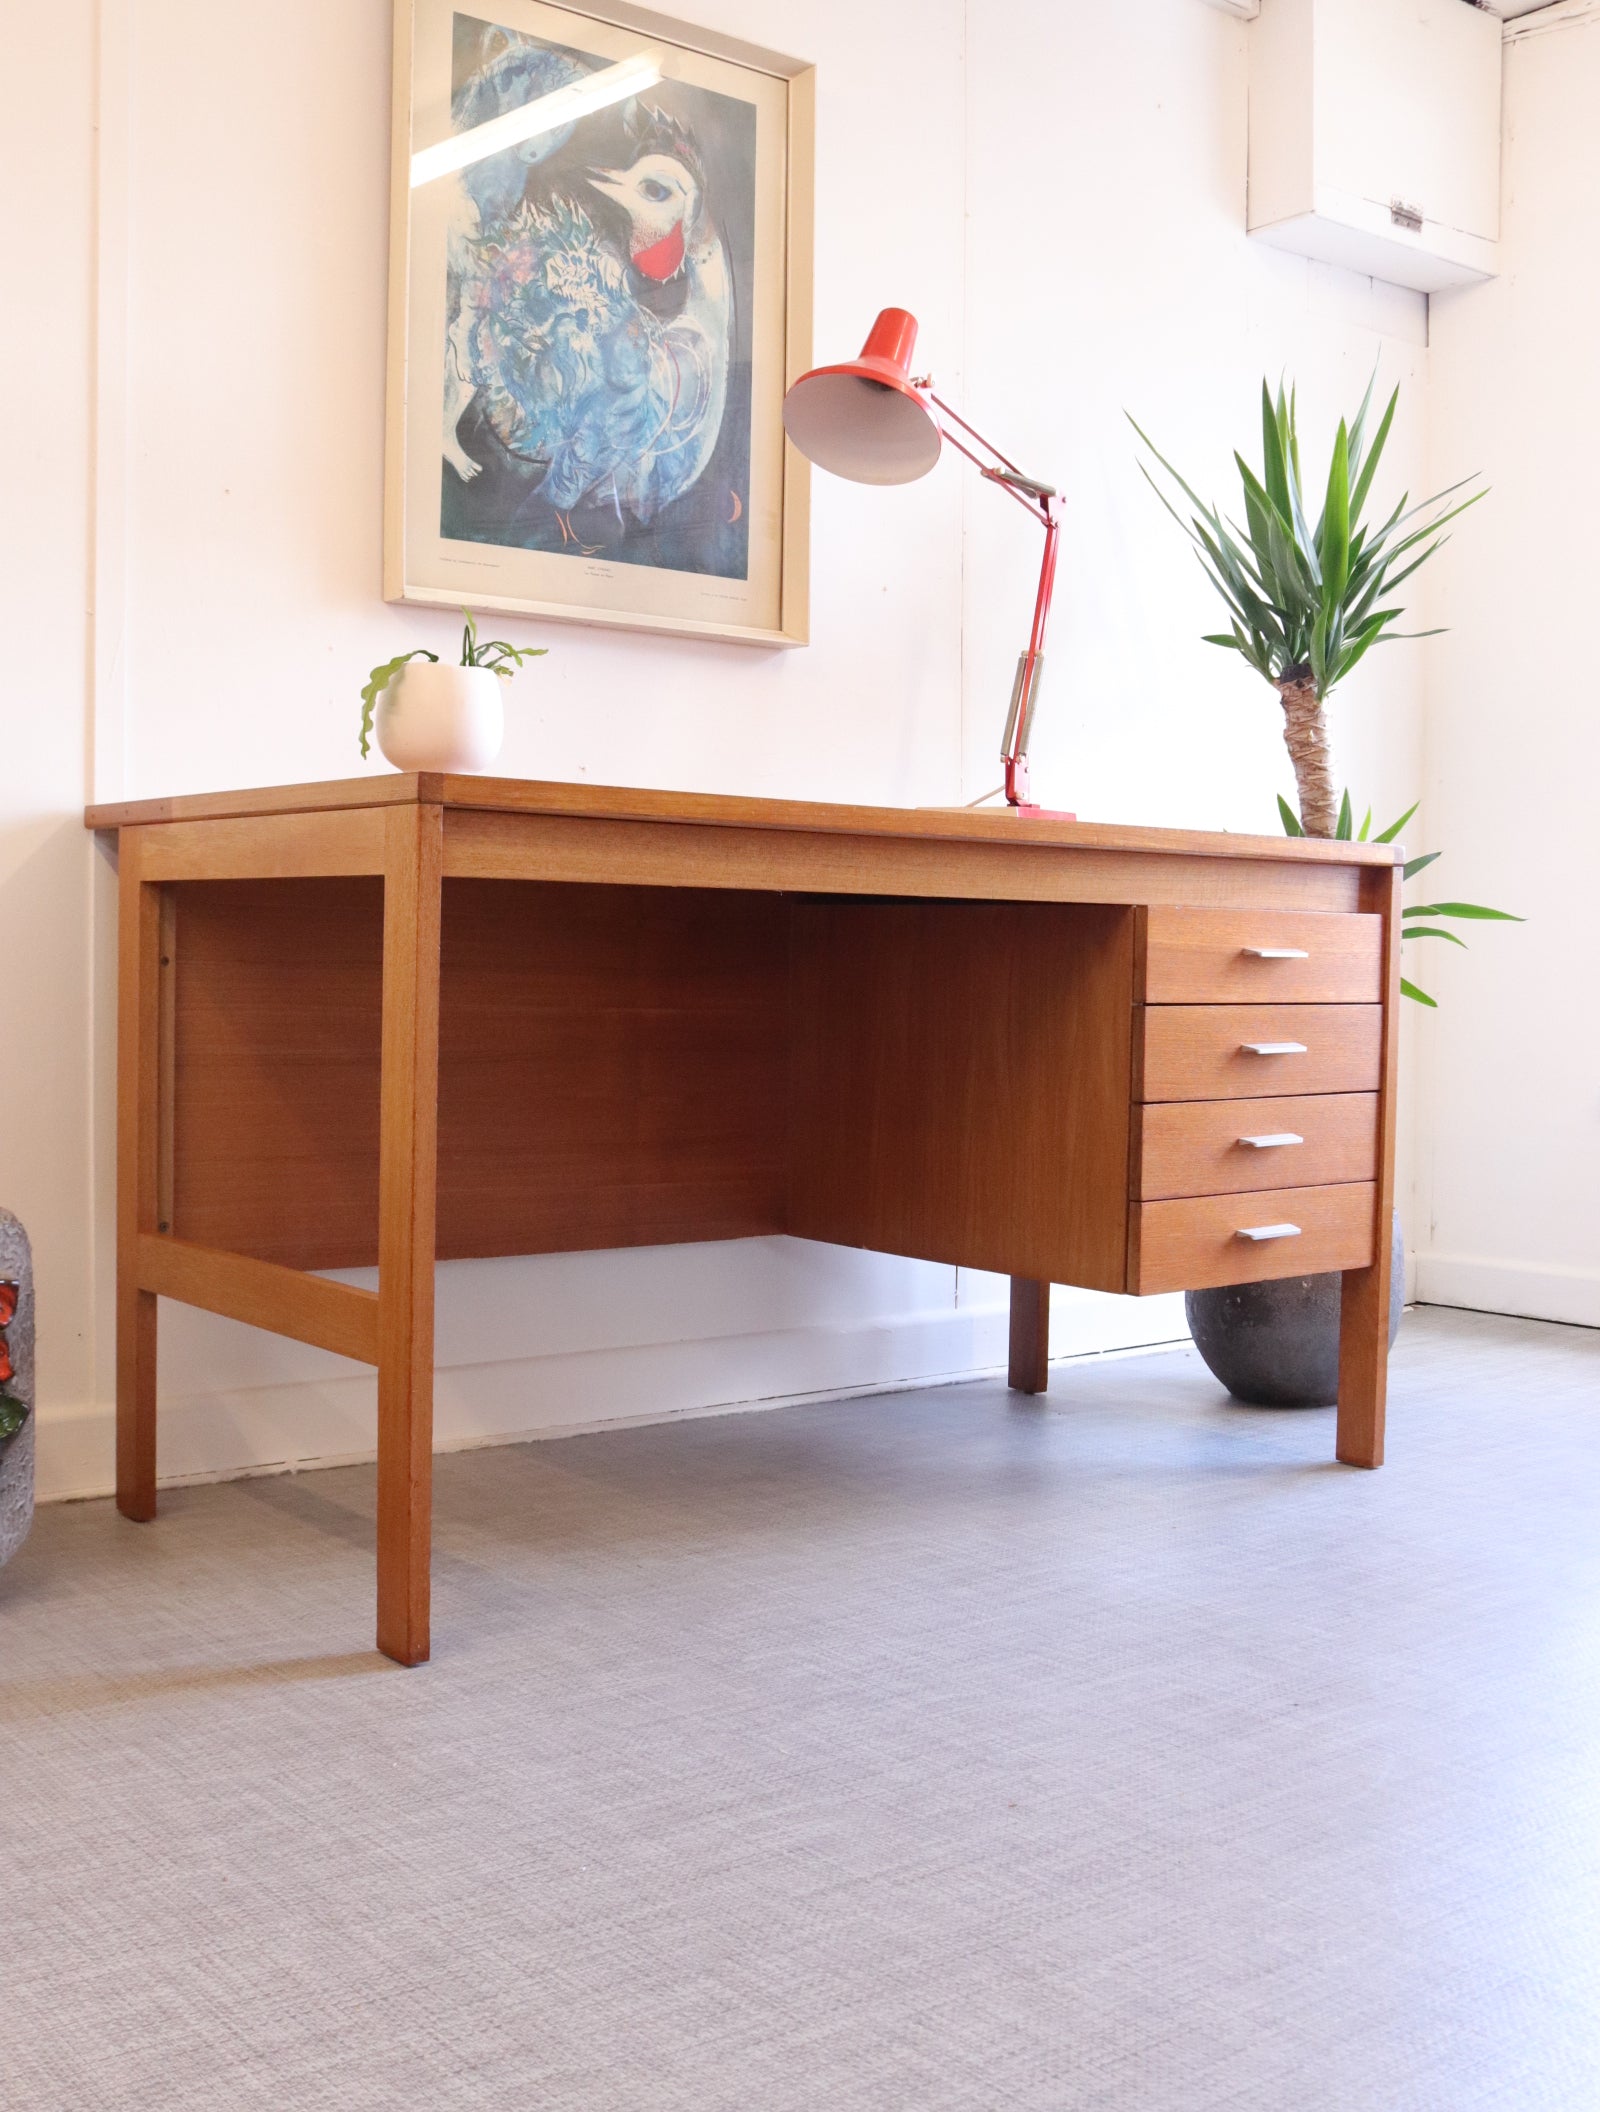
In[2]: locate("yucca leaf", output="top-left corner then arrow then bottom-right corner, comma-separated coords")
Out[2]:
1222,514 -> 1274,593
1404,901 -> 1524,922
1379,539 -> 1450,600
1383,491 -> 1486,566
1402,926 -> 1469,947
1357,807 -> 1372,841
1402,850 -> 1442,881
1191,550 -> 1274,646
1286,466 -> 1322,588
1278,794 -> 1304,836
1321,420 -> 1351,612
1348,386 -> 1398,523
1136,460 -> 1202,542
1374,801 -> 1421,844
1126,419 -> 1216,518
1335,788 -> 1353,839
1401,978 -> 1438,1008
1233,454 -> 1312,593
1261,381 -> 1291,519
1346,366 -> 1378,480
1387,476 -> 1479,534
1332,629 -> 1381,686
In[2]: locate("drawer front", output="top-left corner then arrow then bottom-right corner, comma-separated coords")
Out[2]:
1135,1093 -> 1379,1200
1132,1182 -> 1376,1295
1139,907 -> 1382,1004
1137,1004 -> 1382,1102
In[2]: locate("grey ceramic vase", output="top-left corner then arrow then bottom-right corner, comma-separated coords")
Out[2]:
1185,1211 -> 1404,1409
0,1208 -> 35,1572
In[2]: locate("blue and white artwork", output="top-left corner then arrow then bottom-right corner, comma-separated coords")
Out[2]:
439,14 -> 756,582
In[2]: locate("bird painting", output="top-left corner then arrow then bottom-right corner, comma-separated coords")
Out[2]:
438,21 -> 755,583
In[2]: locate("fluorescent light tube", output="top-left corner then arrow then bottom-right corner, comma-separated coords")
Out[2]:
410,53 -> 662,189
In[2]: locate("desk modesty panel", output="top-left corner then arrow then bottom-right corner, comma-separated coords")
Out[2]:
88,778 -> 1404,1664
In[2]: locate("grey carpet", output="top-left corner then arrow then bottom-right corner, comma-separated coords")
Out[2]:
2,1308 -> 1598,2111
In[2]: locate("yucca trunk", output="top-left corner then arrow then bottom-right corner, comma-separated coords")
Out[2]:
1275,674 -> 1338,838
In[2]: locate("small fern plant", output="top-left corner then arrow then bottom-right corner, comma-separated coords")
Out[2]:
1280,790 -> 1521,1008
359,610 -> 546,759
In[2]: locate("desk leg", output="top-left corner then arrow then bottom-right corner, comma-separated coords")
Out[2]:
1336,1257 -> 1389,1468
376,805 -> 443,1665
116,830 -> 161,1521
1337,863 -> 1401,1470
1008,1278 -> 1050,1394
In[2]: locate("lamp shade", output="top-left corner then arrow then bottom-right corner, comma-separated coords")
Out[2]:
782,308 -> 942,486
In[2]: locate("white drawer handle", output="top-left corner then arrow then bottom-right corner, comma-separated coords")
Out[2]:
1240,1041 -> 1307,1056
1236,1222 -> 1302,1242
1239,1132 -> 1304,1149
1241,946 -> 1309,959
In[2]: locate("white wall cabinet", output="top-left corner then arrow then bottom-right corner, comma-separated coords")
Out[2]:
1249,0 -> 1502,290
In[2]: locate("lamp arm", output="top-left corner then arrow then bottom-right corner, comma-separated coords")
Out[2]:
924,389 -> 1063,808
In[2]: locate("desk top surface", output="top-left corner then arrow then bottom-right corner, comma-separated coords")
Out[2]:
84,774 -> 1400,870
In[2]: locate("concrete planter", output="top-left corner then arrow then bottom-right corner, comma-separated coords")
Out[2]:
1186,1210 -> 1404,1409
0,1208 -> 34,1572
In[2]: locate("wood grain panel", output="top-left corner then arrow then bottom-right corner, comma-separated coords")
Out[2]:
169,879 -> 385,1269
1136,1004 -> 1382,1102
789,901 -> 1135,1290
436,881 -> 788,1259
137,808 -> 390,881
1138,907 -> 1382,1003
1134,1093 -> 1379,1200
446,809 -> 1365,913
167,878 -> 789,1270
1131,1182 -> 1376,1296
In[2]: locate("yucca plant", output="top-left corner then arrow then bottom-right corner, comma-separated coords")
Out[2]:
1130,378 -> 1484,838
1280,790 -> 1522,1007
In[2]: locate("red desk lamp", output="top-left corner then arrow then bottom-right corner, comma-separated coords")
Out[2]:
782,307 -> 1066,812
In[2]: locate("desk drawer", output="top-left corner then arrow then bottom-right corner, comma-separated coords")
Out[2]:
1136,1004 -> 1381,1102
1135,1093 -> 1379,1200
1131,1182 -> 1376,1294
1139,907 -> 1382,1004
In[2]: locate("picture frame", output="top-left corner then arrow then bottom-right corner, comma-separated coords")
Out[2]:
385,0 -> 815,647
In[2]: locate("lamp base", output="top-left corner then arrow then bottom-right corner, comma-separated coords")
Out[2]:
917,804 -> 1078,821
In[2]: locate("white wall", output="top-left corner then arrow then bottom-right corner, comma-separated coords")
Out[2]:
1419,0 -> 1600,1326
4,0 -> 1442,1504
0,0 -> 103,1467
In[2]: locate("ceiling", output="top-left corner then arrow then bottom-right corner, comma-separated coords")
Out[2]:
1476,1 -> 1569,17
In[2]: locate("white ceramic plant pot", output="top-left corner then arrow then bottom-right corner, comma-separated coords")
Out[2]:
375,662 -> 504,772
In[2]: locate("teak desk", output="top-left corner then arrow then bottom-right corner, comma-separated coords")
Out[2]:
87,777 -> 1403,1665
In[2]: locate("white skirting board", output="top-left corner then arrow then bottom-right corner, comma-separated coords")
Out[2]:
1416,1254 -> 1600,1331
32,1284 -> 1191,1505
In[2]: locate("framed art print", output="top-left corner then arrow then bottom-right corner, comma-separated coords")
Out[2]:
385,0 -> 814,645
